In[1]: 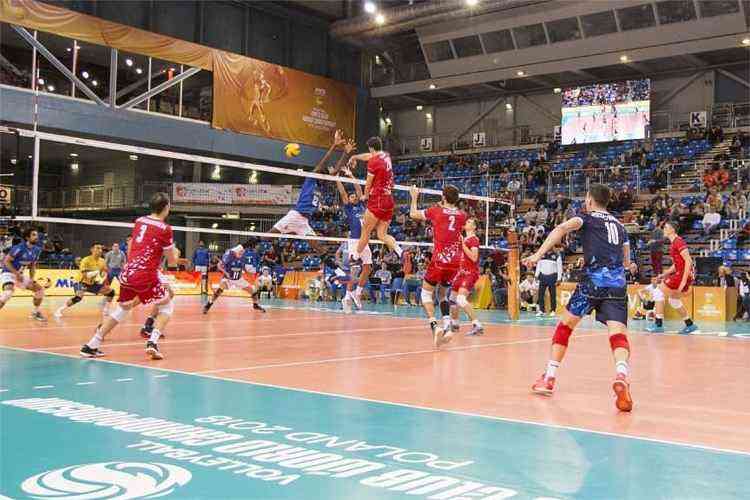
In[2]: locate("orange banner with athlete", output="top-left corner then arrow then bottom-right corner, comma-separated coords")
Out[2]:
0,0 -> 357,148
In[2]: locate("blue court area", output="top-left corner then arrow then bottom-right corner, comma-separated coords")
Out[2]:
1,345 -> 748,500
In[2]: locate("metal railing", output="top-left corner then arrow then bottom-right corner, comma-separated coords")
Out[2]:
38,181 -> 170,210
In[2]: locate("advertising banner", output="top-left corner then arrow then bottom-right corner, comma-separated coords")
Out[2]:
172,184 -> 292,205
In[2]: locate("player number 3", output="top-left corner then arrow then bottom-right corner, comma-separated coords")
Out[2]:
605,222 -> 619,245
135,224 -> 148,243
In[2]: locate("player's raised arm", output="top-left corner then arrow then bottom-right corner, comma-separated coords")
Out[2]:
524,217 -> 583,267
343,166 -> 364,200
409,185 -> 426,221
313,129 -> 344,174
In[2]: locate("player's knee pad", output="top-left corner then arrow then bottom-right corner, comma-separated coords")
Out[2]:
70,295 -> 82,305
215,287 -> 224,297
106,289 -> 116,299
157,300 -> 174,317
455,294 -> 469,308
651,288 -> 664,302
0,290 -> 12,303
420,289 -> 433,305
439,300 -> 450,317
34,288 -> 44,300
609,333 -> 630,351
668,297 -> 683,309
552,322 -> 573,347
109,304 -> 128,322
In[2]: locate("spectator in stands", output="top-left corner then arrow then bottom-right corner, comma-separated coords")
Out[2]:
718,266 -> 736,288
263,246 -> 281,268
373,262 -> 392,303
648,222 -> 665,277
702,206 -> 721,235
706,188 -> 724,213
737,220 -> 750,245
726,195 -> 741,220
731,135 -> 743,154
708,125 -> 724,145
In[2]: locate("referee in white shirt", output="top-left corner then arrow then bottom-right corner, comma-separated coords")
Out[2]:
535,251 -> 562,316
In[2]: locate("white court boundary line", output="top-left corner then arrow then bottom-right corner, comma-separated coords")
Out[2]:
1,343 -> 749,458
199,333 -> 605,373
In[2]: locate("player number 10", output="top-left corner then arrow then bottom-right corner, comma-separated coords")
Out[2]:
605,222 -> 619,245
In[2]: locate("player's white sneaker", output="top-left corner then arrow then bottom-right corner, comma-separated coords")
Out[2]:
31,311 -> 47,322
342,296 -> 353,314
352,293 -> 363,310
433,326 -> 445,348
535,311 -> 544,317
54,306 -> 65,319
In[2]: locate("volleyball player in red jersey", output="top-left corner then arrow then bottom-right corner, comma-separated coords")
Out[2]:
80,193 -> 180,360
647,221 -> 699,334
409,184 -> 467,347
347,137 -> 403,262
452,218 -> 484,337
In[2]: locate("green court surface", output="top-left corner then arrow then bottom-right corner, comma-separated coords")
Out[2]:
1,346 -> 747,500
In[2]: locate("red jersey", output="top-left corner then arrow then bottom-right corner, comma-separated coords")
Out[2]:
121,216 -> 174,284
459,235 -> 480,274
669,236 -> 690,277
425,206 -> 467,270
367,152 -> 393,198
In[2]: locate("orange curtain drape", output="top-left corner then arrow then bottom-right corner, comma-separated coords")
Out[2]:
0,0 -> 356,147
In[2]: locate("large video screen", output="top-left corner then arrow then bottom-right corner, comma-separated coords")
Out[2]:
560,79 -> 650,145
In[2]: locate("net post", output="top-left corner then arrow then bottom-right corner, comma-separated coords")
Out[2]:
484,199 -> 490,248
31,134 -> 40,219
506,228 -> 520,320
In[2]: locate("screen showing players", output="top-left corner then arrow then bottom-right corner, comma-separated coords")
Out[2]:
560,79 -> 650,145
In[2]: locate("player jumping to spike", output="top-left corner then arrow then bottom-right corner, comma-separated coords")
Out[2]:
347,137 -> 403,263
409,184 -> 467,348
55,243 -> 115,319
203,244 -> 266,315
646,221 -> 699,334
80,193 -> 179,360
452,218 -> 484,337
271,129 -> 346,256
524,184 -> 634,412
0,227 -> 46,322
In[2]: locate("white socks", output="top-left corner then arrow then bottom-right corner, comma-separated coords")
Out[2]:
472,319 -> 482,327
615,360 -> 629,377
355,286 -> 363,298
88,330 -> 103,349
149,329 -> 162,344
545,360 -> 560,379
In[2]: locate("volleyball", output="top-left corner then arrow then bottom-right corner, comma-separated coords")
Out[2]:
284,143 -> 301,158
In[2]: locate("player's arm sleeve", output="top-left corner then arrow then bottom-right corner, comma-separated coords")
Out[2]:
162,226 -> 175,250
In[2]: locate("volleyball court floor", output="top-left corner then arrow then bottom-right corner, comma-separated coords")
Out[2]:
1,295 -> 748,499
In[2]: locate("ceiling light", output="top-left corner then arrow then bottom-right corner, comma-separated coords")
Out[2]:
125,58 -> 133,66
364,1 -> 376,14
66,47 -> 71,52
81,71 -> 89,79
69,153 -> 78,158
742,37 -> 750,46
516,70 -> 525,76
553,87 -> 561,94
211,223 -> 218,229
47,85 -> 55,92
28,155 -> 33,159
620,55 -> 629,63
91,80 -> 98,86
416,105 -> 423,111
136,68 -> 143,75
505,103 -> 513,110
37,78 -> 45,85
466,0 -> 479,6
10,158 -> 17,165
70,162 -> 79,171
425,113 -> 432,119
375,13 -> 385,25
385,117 -> 392,125
129,154 -> 139,161
429,83 -> 436,89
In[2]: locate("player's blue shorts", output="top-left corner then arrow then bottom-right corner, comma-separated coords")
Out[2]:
107,268 -> 121,282
567,278 -> 627,326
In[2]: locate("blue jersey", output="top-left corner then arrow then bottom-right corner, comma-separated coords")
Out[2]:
578,211 -> 628,288
243,249 -> 260,271
221,251 -> 246,281
344,202 -> 365,239
3,243 -> 41,273
294,178 -> 320,216
193,247 -> 210,266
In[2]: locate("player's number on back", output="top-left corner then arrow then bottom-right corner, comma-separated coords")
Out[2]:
448,215 -> 456,232
135,224 -> 148,243
605,222 -> 619,245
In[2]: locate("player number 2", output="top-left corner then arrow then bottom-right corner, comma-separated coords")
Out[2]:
448,216 -> 456,231
135,224 -> 148,243
605,222 -> 619,245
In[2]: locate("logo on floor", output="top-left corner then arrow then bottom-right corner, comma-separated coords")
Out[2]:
21,462 -> 192,499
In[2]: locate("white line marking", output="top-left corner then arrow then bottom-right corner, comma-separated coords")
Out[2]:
33,385 -> 54,389
153,374 -> 169,378
0,389 -> 8,393
75,381 -> 96,386
3,344 -> 749,457
38,325 -> 423,352
115,378 -> 133,382
199,333 -> 606,374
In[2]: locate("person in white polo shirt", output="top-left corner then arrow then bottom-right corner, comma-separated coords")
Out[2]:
535,250 -> 562,317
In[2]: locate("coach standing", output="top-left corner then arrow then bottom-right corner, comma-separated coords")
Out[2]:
535,250 -> 562,317
104,242 -> 126,283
